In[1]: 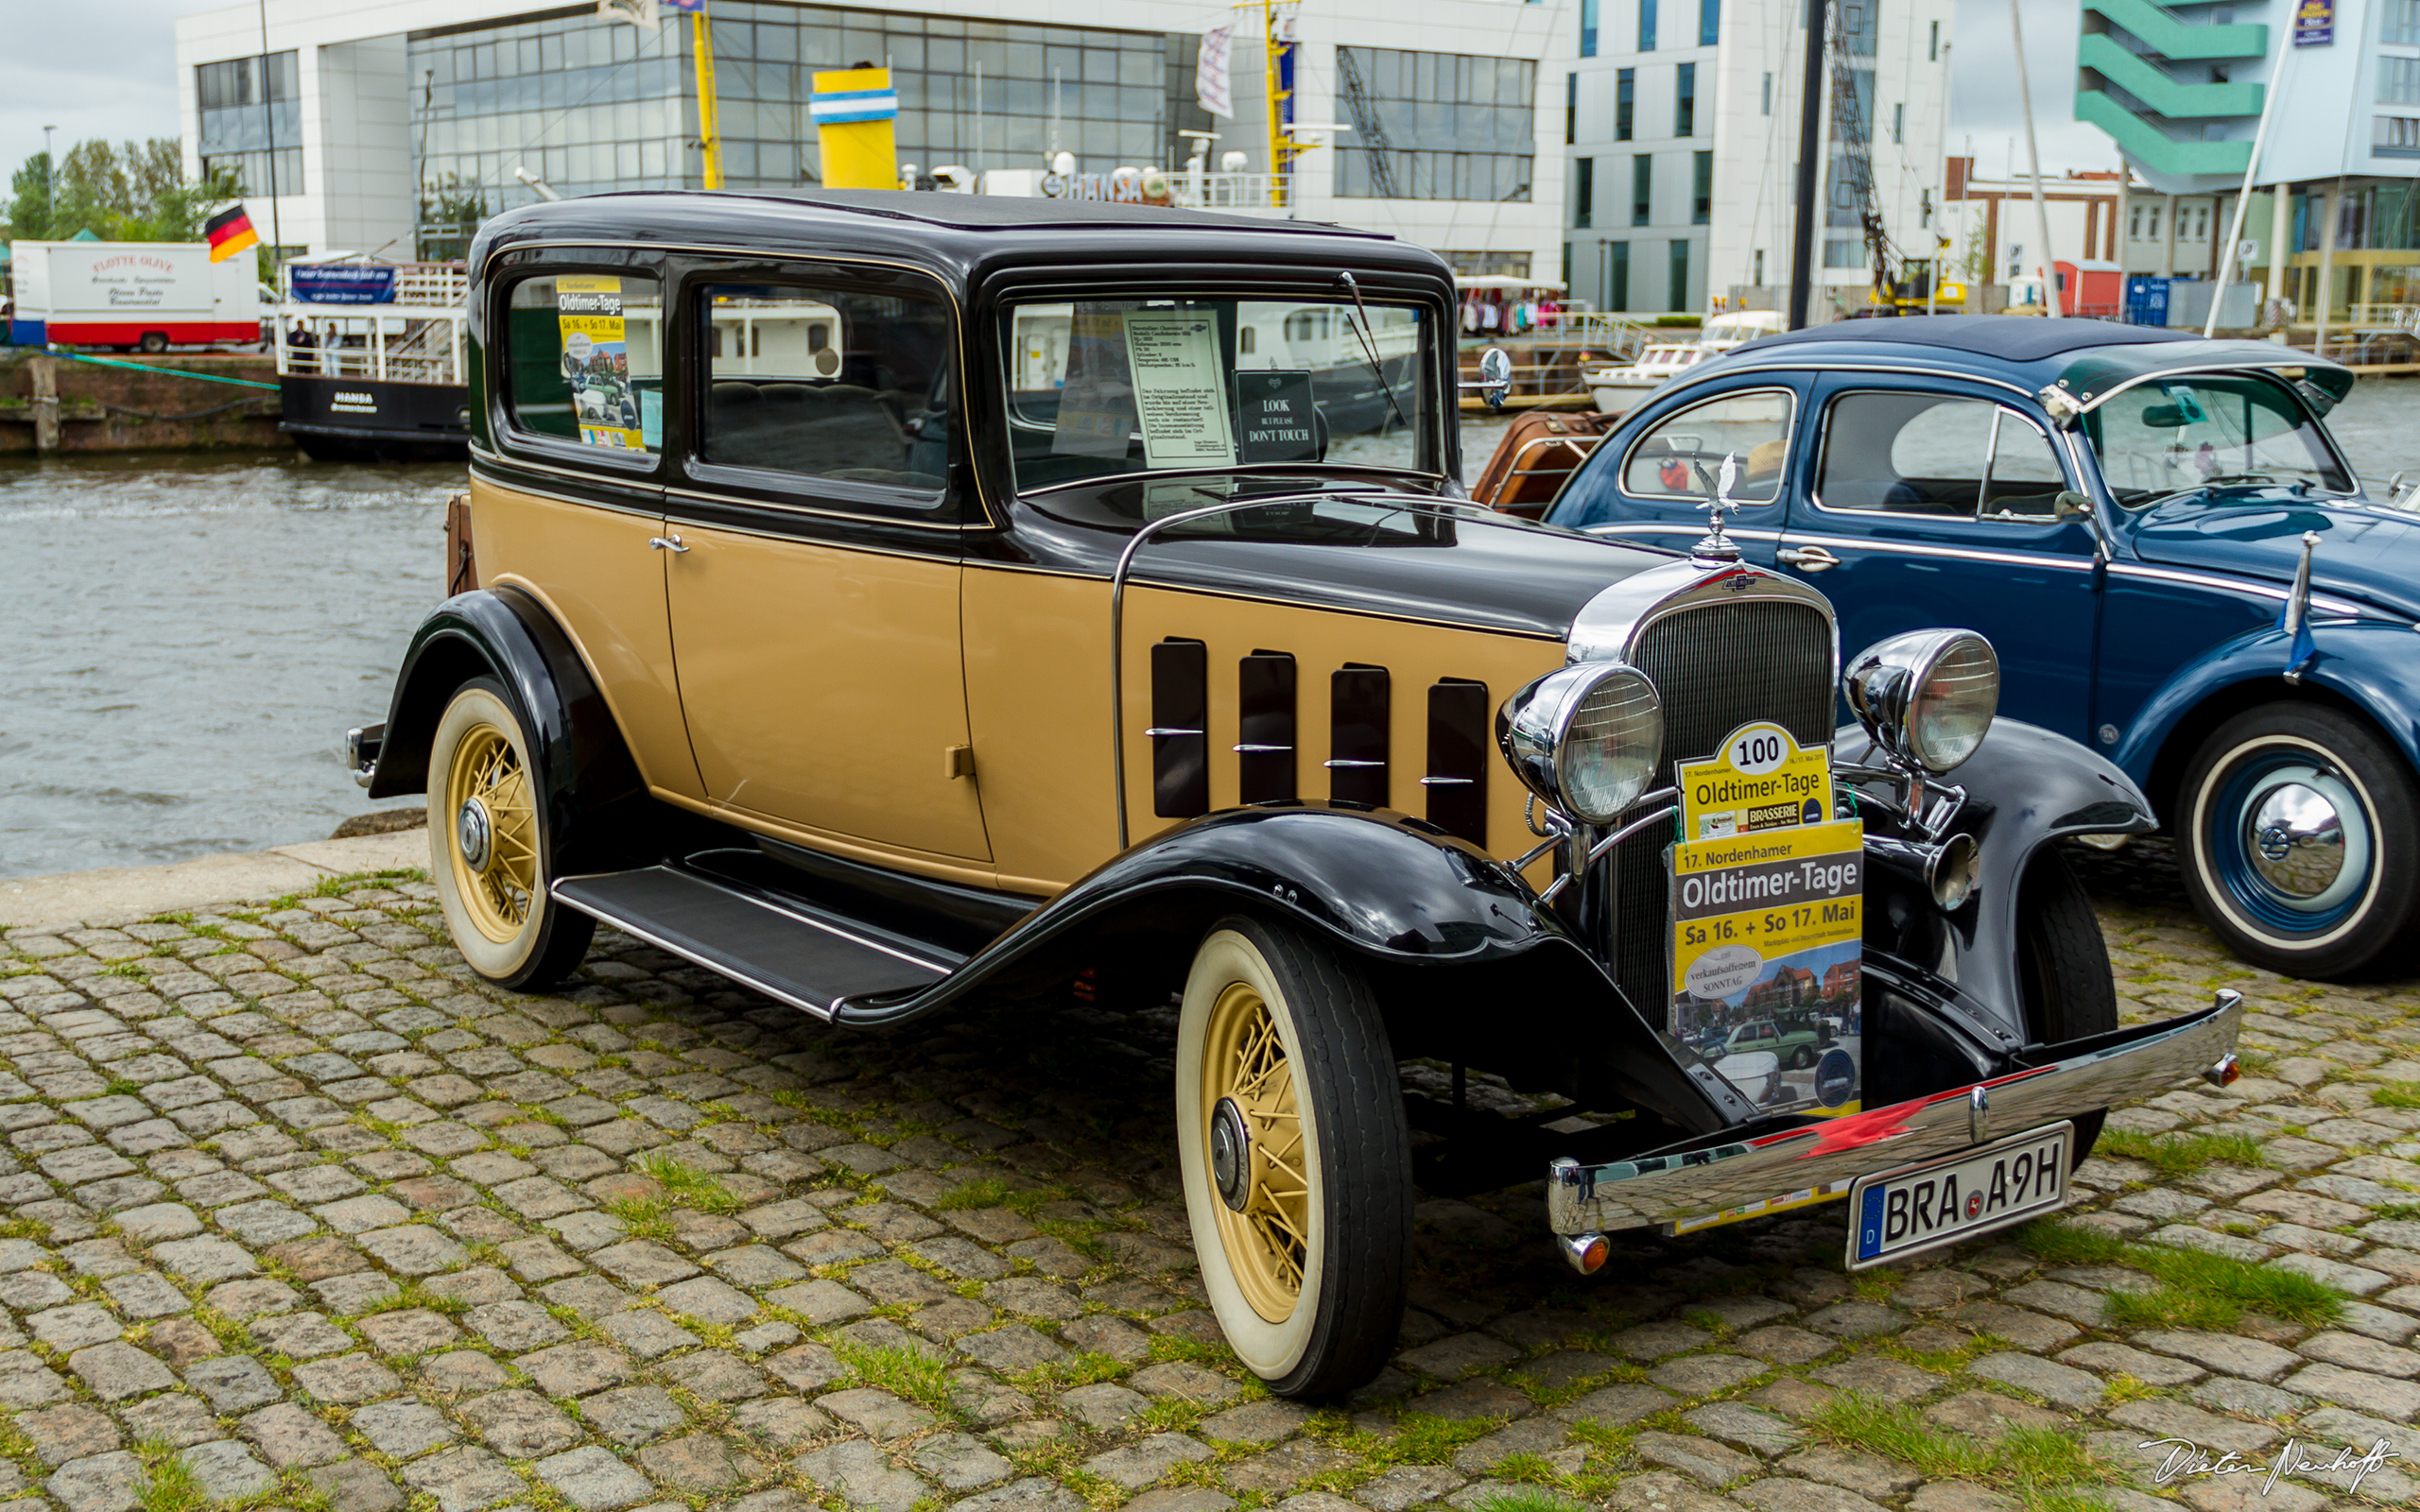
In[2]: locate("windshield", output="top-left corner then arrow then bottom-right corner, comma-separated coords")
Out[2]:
1000,296 -> 1435,492
2083,374 -> 2350,506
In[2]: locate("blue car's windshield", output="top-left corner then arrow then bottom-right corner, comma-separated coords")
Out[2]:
2083,374 -> 2350,506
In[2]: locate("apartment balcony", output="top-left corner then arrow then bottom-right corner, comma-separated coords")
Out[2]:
2082,0 -> 2268,59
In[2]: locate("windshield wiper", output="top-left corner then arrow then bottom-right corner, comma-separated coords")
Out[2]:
1337,271 -> 1413,438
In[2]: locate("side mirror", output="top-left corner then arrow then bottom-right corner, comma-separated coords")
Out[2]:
1478,347 -> 1512,411
2054,490 -> 2095,521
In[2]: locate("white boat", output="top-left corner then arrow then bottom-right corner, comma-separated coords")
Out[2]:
1581,310 -> 1786,414
1583,341 -> 1706,414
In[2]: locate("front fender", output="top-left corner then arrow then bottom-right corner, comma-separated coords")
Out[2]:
1841,717 -> 2153,1052
832,803 -> 1741,1134
366,587 -> 645,870
2114,620 -> 2420,796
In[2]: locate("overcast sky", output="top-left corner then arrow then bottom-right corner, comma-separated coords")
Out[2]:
0,0 -> 2118,188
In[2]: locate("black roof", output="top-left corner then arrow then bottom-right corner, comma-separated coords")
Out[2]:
1744,315 -> 2182,363
467,189 -> 1449,305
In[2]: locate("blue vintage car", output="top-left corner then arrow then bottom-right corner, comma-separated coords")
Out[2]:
1546,316 -> 2419,980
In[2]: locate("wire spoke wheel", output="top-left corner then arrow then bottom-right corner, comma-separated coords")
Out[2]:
427,677 -> 595,991
1203,983 -> 1309,1321
1176,917 -> 1411,1399
445,722 -> 540,941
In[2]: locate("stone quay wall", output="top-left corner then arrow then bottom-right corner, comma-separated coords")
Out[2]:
0,351 -> 288,455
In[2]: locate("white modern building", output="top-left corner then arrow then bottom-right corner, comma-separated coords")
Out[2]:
172,0 -> 1572,283
2077,0 -> 2420,320
1560,0 -> 1954,316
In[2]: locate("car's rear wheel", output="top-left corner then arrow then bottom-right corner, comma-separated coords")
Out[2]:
2016,847 -> 2116,1165
1175,917 -> 1410,1399
428,677 -> 594,991
2177,703 -> 2418,980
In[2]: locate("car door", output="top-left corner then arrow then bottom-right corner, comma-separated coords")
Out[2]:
661,259 -> 991,866
1772,375 -> 2101,742
1551,380 -> 1804,564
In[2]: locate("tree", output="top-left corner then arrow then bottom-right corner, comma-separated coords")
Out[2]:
4,153 -> 54,242
0,139 -> 241,244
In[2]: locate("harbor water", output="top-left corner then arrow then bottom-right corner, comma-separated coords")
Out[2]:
4,384 -> 2417,883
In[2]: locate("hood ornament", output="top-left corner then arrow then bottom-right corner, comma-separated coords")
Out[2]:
1691,451 -> 1744,565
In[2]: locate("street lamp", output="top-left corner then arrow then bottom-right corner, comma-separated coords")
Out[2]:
41,126 -> 55,226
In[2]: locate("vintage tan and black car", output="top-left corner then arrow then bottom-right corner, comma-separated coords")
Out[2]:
350,191 -> 2243,1398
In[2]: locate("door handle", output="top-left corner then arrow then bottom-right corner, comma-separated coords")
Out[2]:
648,535 -> 689,553
1777,544 -> 1841,572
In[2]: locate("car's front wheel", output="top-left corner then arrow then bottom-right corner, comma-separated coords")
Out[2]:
428,677 -> 595,991
2177,703 -> 2418,980
2017,847 -> 2117,1165
1175,917 -> 1410,1399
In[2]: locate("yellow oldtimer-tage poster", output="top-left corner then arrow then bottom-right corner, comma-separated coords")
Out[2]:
558,276 -> 645,452
1669,723 -> 1863,1121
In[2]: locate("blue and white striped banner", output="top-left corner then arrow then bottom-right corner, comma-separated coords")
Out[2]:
809,88 -> 899,124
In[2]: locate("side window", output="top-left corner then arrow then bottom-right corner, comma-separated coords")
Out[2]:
1818,392 -> 1992,515
1984,415 -> 2068,519
502,272 -> 664,455
700,281 -> 952,499
1621,389 -> 1795,502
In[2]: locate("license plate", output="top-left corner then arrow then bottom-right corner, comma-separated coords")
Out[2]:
1846,1121 -> 2072,1269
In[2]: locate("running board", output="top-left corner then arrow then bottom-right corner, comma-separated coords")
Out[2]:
551,865 -> 962,1019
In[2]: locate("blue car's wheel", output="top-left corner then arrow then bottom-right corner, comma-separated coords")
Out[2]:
2179,704 -> 2418,979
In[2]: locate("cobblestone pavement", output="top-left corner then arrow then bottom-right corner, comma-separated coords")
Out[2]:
0,840 -> 2415,1512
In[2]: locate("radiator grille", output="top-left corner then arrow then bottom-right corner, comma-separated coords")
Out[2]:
1606,598 -> 1836,1022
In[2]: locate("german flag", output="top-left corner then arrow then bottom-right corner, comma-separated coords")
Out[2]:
204,204 -> 259,263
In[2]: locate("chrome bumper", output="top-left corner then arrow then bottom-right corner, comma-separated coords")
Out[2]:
347,723 -> 384,790
1548,988 -> 2243,1235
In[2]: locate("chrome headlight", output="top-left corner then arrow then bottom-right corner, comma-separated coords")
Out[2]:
1499,662 -> 1664,825
1843,630 -> 2000,775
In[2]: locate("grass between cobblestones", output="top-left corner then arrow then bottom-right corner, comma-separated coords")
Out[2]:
2020,1217 -> 2345,1330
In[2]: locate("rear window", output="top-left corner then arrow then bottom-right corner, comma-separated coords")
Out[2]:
501,271 -> 665,455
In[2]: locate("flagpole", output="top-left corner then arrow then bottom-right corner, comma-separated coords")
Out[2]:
258,0 -> 283,258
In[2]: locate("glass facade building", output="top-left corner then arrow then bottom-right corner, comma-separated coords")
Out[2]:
405,5 -> 1199,217
197,50 -> 302,198
1333,47 -> 1536,202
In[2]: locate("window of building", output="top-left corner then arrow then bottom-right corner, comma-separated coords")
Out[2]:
1566,73 -> 1579,144
1634,155 -> 1652,225
1563,242 -> 1573,287
1676,62 -> 1696,136
1891,102 -> 1903,143
1668,238 -> 1690,310
1700,0 -> 1720,45
1616,68 -> 1635,139
700,281 -> 951,501
1576,157 -> 1595,227
1754,248 -> 1765,283
502,269 -> 665,458
1640,0 -> 1659,52
1336,47 -> 1537,201
1762,72 -> 1772,114
1606,240 -> 1631,309
2383,58 -> 2420,106
2148,205 -> 2162,239
196,50 -> 302,199
409,12 -> 1182,241
1928,20 -> 1940,60
2388,0 -> 2420,44
1582,0 -> 1599,56
1824,235 -> 1866,268
2378,113 -> 2420,155
1692,151 -> 1711,223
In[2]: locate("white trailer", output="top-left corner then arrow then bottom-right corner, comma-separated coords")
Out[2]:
7,240 -> 260,352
